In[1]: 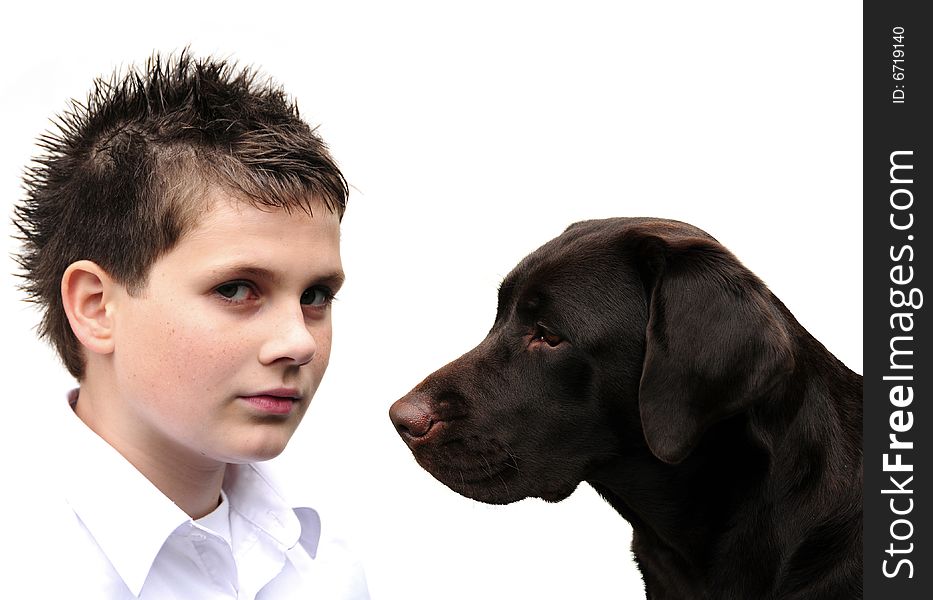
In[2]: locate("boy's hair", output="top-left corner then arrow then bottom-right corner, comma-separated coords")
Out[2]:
13,50 -> 349,379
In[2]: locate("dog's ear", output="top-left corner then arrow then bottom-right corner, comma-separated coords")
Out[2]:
634,233 -> 794,465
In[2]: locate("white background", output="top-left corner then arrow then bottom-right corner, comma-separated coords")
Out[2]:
1,2 -> 861,598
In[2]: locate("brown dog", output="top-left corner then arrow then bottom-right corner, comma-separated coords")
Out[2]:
390,217 -> 862,599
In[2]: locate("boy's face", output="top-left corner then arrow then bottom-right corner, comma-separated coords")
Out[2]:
106,190 -> 343,466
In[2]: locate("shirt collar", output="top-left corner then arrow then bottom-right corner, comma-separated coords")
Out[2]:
228,459 -> 322,557
223,461 -> 316,553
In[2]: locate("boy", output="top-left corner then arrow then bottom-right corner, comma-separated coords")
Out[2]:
11,52 -> 370,598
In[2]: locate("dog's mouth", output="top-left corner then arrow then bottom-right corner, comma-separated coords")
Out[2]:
406,436 -> 580,504
408,436 -> 527,503
390,395 -> 583,504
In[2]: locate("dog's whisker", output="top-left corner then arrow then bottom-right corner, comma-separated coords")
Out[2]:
480,455 -> 494,477
499,441 -> 523,472
496,472 -> 511,498
504,454 -> 521,472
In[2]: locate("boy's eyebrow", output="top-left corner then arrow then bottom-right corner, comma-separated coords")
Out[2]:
209,264 -> 346,288
318,270 -> 346,289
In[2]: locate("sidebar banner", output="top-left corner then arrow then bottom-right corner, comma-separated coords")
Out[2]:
864,1 -> 930,597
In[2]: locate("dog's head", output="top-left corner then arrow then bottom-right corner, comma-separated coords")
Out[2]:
390,217 -> 794,504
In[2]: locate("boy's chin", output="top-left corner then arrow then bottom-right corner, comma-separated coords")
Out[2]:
223,418 -> 305,463
240,448 -> 287,463
222,436 -> 295,465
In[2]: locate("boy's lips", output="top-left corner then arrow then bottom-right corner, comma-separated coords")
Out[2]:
240,388 -> 303,415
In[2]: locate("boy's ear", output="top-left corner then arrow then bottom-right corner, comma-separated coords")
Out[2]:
61,260 -> 118,356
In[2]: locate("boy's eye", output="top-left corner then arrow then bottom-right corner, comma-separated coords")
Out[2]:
301,287 -> 333,307
215,282 -> 255,302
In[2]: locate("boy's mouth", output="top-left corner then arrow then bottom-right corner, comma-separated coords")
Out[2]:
240,388 -> 302,415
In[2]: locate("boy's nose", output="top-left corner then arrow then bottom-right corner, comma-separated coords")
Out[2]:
258,308 -> 317,367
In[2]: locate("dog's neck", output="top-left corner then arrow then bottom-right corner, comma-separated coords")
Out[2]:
588,415 -> 770,582
587,351 -> 862,599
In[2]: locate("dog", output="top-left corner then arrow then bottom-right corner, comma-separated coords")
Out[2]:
389,217 -> 862,599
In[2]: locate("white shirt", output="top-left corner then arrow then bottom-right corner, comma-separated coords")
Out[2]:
5,394 -> 370,599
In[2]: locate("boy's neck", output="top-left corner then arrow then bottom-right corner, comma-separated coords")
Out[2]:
73,383 -> 227,520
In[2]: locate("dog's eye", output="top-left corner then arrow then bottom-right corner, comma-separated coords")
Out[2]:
532,323 -> 563,348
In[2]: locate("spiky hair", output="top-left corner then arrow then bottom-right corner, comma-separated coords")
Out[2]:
13,50 -> 348,378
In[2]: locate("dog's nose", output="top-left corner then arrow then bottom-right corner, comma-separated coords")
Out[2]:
389,394 -> 434,439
